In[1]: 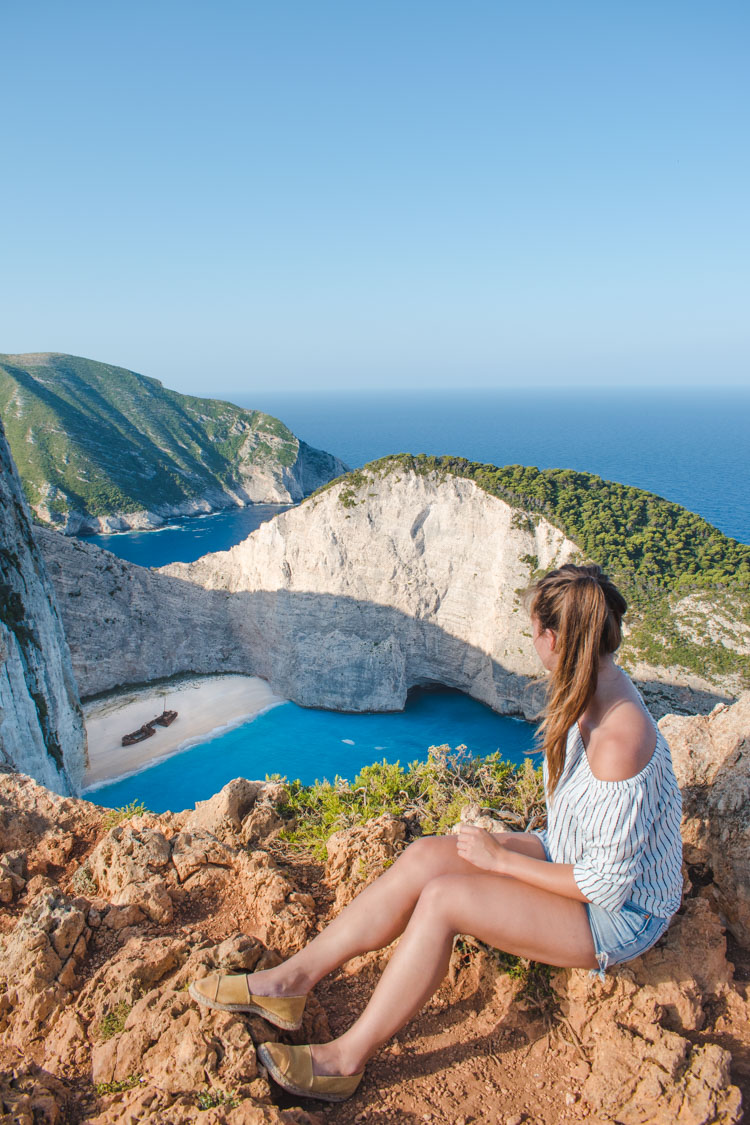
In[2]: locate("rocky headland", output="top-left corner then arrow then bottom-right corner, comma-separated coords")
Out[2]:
0,353 -> 348,534
0,692 -> 748,1124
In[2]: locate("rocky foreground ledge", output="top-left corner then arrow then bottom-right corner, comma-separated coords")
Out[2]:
1,697 -> 749,1125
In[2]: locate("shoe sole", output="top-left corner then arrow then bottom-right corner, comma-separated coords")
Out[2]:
188,982 -> 303,1031
256,1043 -> 361,1103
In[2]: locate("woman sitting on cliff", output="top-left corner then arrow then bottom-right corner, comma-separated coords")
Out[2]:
190,563 -> 684,1103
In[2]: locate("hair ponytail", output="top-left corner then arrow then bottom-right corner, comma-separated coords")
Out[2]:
528,564 -> 627,799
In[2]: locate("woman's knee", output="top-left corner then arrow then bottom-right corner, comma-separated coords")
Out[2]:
412,874 -> 464,925
391,835 -> 457,881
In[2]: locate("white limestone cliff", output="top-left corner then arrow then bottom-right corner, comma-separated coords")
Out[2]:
35,460 -> 736,720
164,466 -> 580,716
0,423 -> 87,794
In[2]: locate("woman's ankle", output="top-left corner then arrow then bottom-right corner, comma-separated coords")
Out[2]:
247,964 -> 311,996
310,1039 -> 367,1077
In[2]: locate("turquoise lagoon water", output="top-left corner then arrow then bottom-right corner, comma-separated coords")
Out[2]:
84,689 -> 537,814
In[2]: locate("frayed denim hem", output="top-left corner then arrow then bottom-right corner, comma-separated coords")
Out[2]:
585,901 -> 672,981
589,949 -> 609,983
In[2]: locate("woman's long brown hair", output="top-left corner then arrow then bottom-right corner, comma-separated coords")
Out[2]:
528,564 -> 627,799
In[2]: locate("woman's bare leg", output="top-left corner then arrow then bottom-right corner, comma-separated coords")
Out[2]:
246,832 -> 546,995
310,871 -> 597,1077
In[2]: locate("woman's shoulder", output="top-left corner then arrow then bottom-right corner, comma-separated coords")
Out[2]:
584,700 -> 658,783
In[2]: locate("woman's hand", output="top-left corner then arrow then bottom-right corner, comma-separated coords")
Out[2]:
456,824 -> 509,874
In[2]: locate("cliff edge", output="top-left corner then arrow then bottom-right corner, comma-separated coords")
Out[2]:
0,696 -> 747,1124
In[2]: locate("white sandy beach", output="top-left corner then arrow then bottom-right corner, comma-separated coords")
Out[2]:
82,674 -> 286,789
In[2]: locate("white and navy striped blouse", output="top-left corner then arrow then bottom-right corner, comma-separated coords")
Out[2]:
534,717 -> 683,918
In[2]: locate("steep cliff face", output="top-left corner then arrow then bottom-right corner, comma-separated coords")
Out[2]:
36,529 -> 232,698
0,422 -> 87,794
37,462 -> 729,718
167,466 -> 582,716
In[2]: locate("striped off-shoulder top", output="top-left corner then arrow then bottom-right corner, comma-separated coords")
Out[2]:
534,716 -> 683,918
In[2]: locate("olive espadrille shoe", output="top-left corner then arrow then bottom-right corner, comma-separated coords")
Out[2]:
188,973 -> 306,1030
257,1042 -> 364,1103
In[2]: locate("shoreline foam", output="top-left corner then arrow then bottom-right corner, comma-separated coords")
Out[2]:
82,674 -> 286,790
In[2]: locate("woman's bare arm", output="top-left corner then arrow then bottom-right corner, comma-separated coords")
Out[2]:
456,825 -> 590,902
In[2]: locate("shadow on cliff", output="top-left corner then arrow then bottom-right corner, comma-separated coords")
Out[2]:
59,570 -> 549,718
47,546 -> 731,720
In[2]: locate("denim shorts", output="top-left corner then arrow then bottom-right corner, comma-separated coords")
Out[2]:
586,898 -> 671,980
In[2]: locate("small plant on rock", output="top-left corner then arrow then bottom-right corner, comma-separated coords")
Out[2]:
197,1088 -> 241,1111
94,1075 -> 141,1095
96,1000 -> 132,1041
103,800 -> 149,830
71,863 -> 97,896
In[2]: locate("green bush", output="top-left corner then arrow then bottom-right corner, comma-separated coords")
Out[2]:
275,745 -> 545,859
197,1088 -> 241,1111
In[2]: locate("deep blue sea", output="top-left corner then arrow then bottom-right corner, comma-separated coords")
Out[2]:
84,503 -> 292,569
86,389 -> 749,568
82,388 -> 748,810
238,388 -> 749,545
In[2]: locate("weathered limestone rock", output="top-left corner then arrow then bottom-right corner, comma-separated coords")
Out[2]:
0,849 -> 26,902
241,800 -> 285,848
0,1048 -> 68,1125
0,422 -> 87,794
87,821 -> 175,924
184,779 -> 280,845
583,1023 -> 739,1125
171,830 -> 236,884
233,850 -> 315,955
0,771 -> 102,886
628,898 -> 737,1030
661,693 -> 750,943
0,888 -> 91,1047
75,777 -> 316,952
324,814 -> 407,912
555,897 -> 744,1124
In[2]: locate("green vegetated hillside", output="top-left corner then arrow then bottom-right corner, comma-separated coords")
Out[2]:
0,353 -> 342,525
321,454 -> 750,686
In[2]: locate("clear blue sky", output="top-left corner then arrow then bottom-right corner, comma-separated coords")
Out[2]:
2,1 -> 748,393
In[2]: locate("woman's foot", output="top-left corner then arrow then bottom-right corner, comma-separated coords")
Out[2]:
258,1043 -> 365,1103
188,970 -> 308,1029
309,1041 -> 365,1078
242,965 -> 308,998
